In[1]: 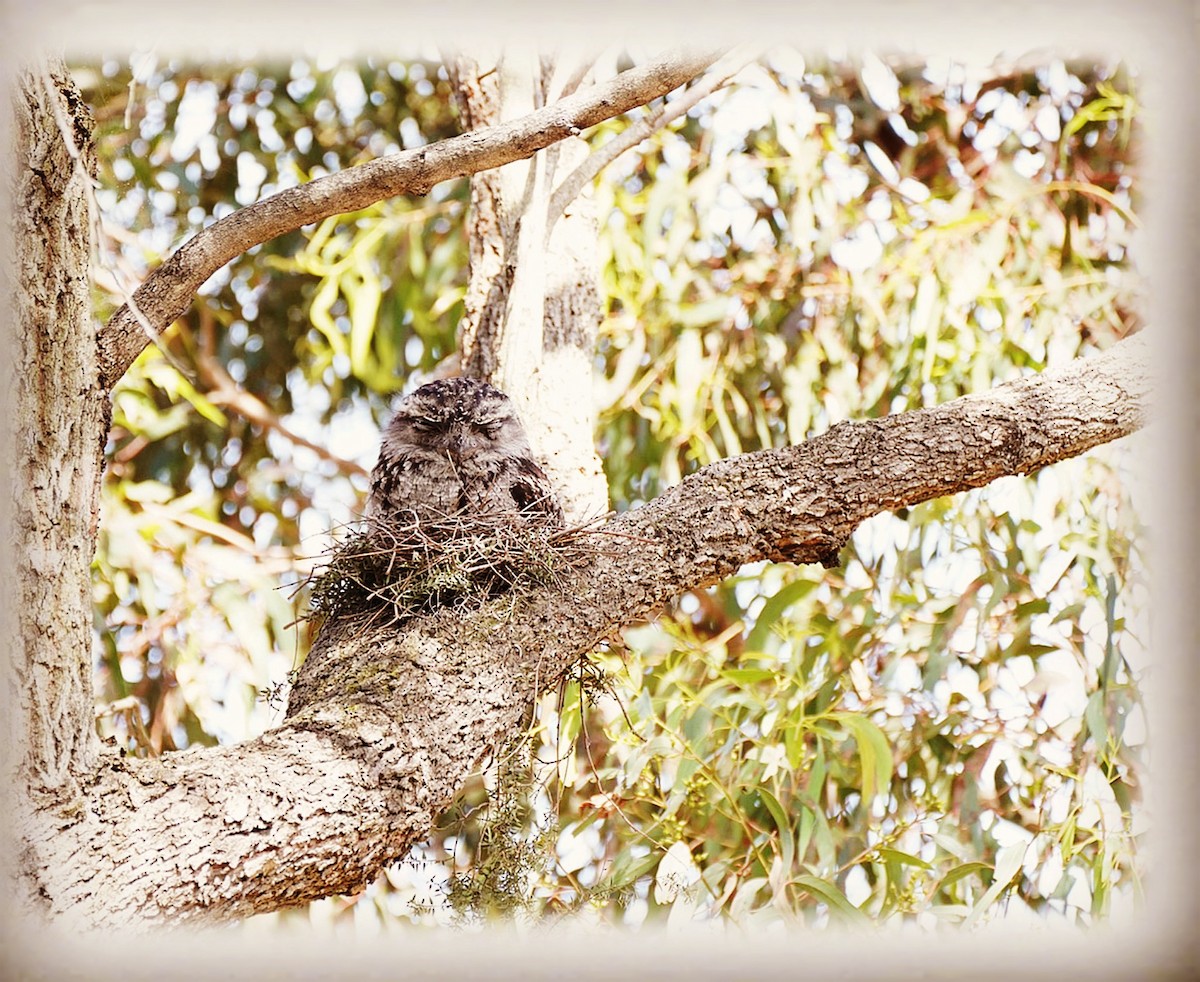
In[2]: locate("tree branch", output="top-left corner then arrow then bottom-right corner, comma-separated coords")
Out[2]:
292,333 -> 1152,719
96,48 -> 723,391
34,334 -> 1149,928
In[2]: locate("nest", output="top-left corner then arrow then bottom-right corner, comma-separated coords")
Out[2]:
306,512 -> 607,627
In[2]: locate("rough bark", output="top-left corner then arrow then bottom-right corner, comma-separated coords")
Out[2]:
453,50 -> 610,521
96,48 -> 722,392
9,62 -> 106,809
23,333 -> 1149,928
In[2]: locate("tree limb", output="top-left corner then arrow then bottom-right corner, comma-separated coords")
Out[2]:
96,48 -> 723,391
32,333 -> 1149,928
292,333 -> 1152,717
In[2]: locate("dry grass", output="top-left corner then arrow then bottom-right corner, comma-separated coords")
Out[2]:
306,512 -> 609,627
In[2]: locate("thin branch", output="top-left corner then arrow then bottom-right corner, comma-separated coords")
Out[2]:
546,45 -> 760,235
97,47 -> 724,391
206,382 -> 370,479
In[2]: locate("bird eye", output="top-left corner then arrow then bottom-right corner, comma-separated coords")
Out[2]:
478,422 -> 502,439
411,418 -> 437,432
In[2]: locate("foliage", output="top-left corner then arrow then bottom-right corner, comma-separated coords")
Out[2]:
77,50 -> 1145,930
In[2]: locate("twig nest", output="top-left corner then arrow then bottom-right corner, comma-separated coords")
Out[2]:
308,511 -> 605,626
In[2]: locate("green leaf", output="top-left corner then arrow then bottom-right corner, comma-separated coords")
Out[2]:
937,861 -> 992,893
759,789 -> 795,876
833,714 -> 893,805
783,720 -> 805,770
795,804 -> 816,867
346,264 -> 383,380
729,876 -> 770,921
876,847 -> 933,871
1014,598 -> 1051,618
793,875 -> 870,926
140,357 -> 228,427
720,668 -> 777,687
746,579 -> 819,652
912,273 -> 942,383
307,275 -> 347,356
606,850 -> 661,890
964,842 -> 1027,927
558,681 -> 582,750
1083,690 -> 1110,751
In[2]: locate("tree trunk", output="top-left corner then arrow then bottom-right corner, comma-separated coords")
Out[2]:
453,49 -> 609,521
9,58 -> 109,912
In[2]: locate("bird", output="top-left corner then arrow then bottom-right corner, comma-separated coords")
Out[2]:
365,377 -> 563,528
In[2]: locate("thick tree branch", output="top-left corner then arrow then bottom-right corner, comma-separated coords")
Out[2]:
293,333 -> 1152,717
33,334 -> 1148,928
96,48 -> 723,391
598,332 -> 1151,586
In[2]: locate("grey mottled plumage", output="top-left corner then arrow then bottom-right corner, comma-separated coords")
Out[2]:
366,377 -> 563,527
